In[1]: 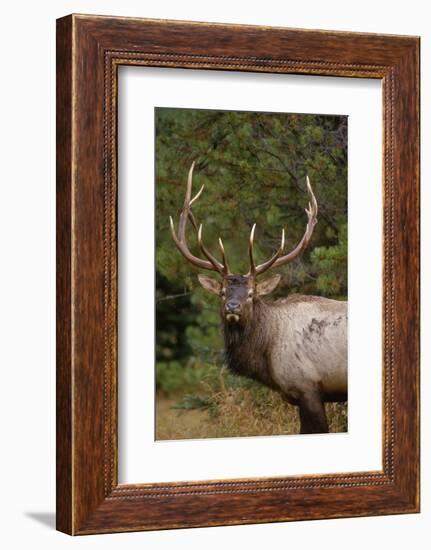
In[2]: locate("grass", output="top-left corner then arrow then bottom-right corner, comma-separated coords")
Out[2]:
156,364 -> 348,440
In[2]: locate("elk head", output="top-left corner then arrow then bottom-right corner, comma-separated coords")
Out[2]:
169,162 -> 318,325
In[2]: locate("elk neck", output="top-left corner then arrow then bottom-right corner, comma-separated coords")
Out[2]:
222,298 -> 278,389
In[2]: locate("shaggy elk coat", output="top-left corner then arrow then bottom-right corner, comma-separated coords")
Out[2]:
170,163 -> 347,434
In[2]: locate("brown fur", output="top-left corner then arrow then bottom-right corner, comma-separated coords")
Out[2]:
222,294 -> 333,390
197,275 -> 347,434
219,287 -> 347,433
223,299 -> 279,390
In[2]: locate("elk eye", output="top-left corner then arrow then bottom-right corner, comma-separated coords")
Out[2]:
248,290 -> 253,298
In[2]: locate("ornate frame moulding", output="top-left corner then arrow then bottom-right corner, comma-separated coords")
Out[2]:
56,14 -> 420,534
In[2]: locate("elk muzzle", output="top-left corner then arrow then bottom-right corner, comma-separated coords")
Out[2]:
225,300 -> 241,323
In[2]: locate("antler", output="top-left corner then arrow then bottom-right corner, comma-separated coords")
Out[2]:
169,162 -> 230,274
248,176 -> 318,277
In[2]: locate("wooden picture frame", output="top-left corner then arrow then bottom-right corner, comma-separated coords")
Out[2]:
56,14 -> 420,535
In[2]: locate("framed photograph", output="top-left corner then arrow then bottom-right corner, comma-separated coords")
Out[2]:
56,14 -> 420,534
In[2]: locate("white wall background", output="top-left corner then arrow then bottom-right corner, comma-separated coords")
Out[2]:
0,1 -> 427,548
119,69 -> 383,484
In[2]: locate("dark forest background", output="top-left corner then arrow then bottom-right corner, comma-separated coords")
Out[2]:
155,107 -> 348,439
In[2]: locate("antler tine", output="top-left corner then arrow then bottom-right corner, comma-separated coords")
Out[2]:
190,183 -> 205,206
248,223 -> 257,276
306,174 -> 318,219
197,225 -> 226,274
177,162 -> 195,243
252,175 -> 318,277
169,215 -> 213,271
187,204 -> 229,274
188,211 -> 199,231
269,175 -> 318,270
169,162 -> 227,273
218,238 -> 230,275
254,228 -> 285,276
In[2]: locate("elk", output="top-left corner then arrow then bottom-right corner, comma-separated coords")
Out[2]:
169,162 -> 347,434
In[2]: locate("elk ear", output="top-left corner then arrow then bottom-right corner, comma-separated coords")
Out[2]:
256,274 -> 281,296
197,274 -> 220,295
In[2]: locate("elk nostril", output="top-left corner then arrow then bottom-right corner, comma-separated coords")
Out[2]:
226,301 -> 240,312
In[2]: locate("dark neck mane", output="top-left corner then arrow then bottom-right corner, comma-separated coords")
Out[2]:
222,299 -> 276,388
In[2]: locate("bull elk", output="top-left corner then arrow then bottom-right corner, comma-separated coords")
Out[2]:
169,162 -> 347,434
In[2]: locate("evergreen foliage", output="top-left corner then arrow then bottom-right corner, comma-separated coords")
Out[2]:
155,107 -> 347,408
